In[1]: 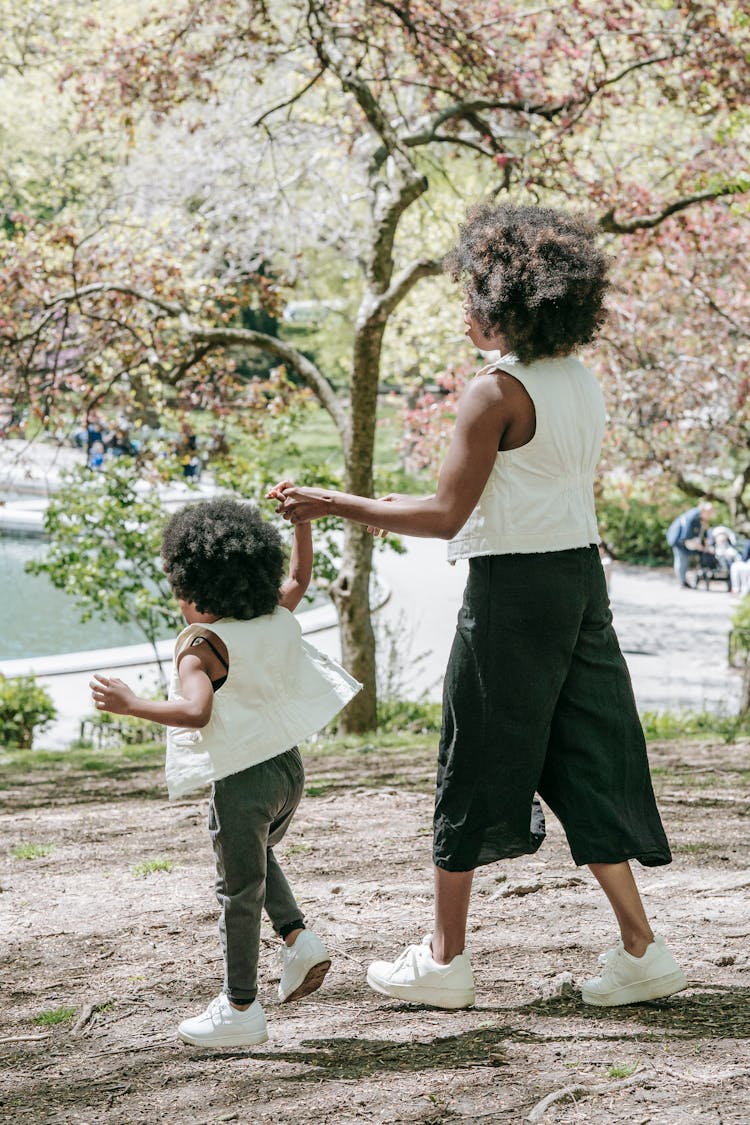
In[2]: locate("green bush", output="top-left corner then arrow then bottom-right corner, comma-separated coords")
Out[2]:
0,674 -> 57,749
377,698 -> 442,734
641,709 -> 750,743
597,496 -> 674,566
77,708 -> 163,750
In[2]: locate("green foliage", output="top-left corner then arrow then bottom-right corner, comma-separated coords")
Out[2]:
728,596 -> 750,665
26,461 -> 181,667
11,842 -> 53,860
607,1062 -> 639,1080
641,710 -> 750,743
376,699 -> 442,734
597,495 -> 675,565
78,680 -> 165,749
78,708 -> 164,750
33,1006 -> 76,1027
731,595 -> 750,633
133,858 -> 173,877
1,741 -> 164,780
0,674 -> 56,749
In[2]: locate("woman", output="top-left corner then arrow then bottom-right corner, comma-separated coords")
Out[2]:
270,202 -> 686,1010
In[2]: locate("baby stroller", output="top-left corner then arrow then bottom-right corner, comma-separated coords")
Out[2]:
694,525 -> 737,591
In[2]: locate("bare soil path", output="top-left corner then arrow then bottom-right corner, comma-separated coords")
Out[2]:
2,736 -> 749,1124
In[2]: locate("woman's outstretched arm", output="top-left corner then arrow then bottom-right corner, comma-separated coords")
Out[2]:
269,374 -> 508,540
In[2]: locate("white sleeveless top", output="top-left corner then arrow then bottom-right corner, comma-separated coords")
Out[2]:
448,354 -> 605,562
164,609 -> 361,799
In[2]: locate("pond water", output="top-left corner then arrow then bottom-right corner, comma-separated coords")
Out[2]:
0,537 -> 163,660
0,537 -> 332,662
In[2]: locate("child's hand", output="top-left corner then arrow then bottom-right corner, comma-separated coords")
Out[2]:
89,674 -> 137,716
367,493 -> 400,538
266,479 -> 294,502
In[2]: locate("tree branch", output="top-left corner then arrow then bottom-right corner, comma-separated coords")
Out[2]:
307,0 -> 403,156
252,67 -> 326,127
401,98 -> 561,148
42,283 -> 184,318
599,186 -> 748,234
526,1069 -> 647,1122
367,167 -> 429,294
372,258 -> 445,320
186,324 -> 347,434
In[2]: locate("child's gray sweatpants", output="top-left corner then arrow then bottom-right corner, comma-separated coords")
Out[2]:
208,746 -> 305,1004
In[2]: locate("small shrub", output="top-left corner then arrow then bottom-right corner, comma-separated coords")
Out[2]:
11,842 -> 53,860
607,1061 -> 639,1080
597,496 -> 673,566
641,709 -> 749,743
0,674 -> 57,749
132,858 -> 173,877
33,1006 -> 76,1026
79,708 -> 163,749
377,698 -> 442,734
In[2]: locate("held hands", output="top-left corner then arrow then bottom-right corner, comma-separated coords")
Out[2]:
266,480 -> 331,524
367,493 -> 403,539
89,673 -> 137,716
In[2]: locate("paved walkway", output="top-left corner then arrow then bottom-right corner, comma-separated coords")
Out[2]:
375,540 -> 742,715
10,539 -> 741,750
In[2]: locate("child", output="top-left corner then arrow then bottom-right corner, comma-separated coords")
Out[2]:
90,498 -> 360,1046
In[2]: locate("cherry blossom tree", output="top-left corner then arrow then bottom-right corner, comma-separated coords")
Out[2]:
3,0 -> 749,728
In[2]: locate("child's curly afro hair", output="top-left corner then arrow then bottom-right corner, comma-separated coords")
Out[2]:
161,497 -> 284,620
445,202 -> 610,363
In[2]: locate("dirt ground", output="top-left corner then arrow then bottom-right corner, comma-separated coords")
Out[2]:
2,734 -> 749,1125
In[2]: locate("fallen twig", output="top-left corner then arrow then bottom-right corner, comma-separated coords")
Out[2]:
0,1032 -> 51,1044
72,999 -> 112,1035
526,1068 -> 647,1122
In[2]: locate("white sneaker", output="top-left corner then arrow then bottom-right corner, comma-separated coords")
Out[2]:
367,935 -> 475,1010
177,993 -> 268,1047
581,934 -> 687,1006
278,930 -> 331,1003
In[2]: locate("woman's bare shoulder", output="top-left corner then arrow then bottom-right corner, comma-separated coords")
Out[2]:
467,367 -> 526,407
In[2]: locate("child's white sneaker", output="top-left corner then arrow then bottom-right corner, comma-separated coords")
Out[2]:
367,935 -> 475,1009
177,993 -> 268,1047
278,930 -> 331,1003
581,934 -> 687,1006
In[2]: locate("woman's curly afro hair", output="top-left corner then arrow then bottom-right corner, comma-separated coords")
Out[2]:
161,497 -> 284,620
445,202 -> 610,363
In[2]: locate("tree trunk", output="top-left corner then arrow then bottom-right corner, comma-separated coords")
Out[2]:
331,521 -> 377,730
334,314 -> 384,731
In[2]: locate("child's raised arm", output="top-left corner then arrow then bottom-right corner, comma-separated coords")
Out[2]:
89,653 -> 214,729
279,521 -> 312,613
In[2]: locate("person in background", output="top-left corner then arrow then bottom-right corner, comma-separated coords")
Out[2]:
665,501 -> 714,589
176,421 -> 202,479
730,539 -> 750,597
706,525 -> 739,571
105,427 -> 137,458
88,440 -> 106,471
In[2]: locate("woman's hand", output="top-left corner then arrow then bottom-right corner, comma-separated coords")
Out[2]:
270,483 -> 335,524
90,674 -> 137,716
266,479 -> 294,502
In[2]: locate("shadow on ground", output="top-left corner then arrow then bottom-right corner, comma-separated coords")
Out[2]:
523,985 -> 750,1039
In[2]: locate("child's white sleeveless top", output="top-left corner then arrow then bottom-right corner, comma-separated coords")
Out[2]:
165,608 -> 361,799
447,354 -> 606,562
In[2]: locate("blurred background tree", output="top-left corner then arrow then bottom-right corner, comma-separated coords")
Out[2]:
1,0 -> 748,728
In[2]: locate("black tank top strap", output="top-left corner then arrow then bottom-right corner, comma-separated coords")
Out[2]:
189,634 -> 229,669
189,634 -> 229,692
